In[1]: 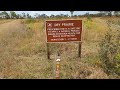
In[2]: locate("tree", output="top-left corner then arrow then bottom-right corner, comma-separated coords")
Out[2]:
99,11 -> 113,17
26,13 -> 32,19
60,14 -> 64,17
34,13 -> 39,18
70,11 -> 74,17
1,11 -> 10,19
16,14 -> 20,19
19,14 -> 24,19
108,11 -> 112,17
10,11 -> 17,19
96,12 -> 106,17
22,12 -> 26,19
55,15 -> 61,18
50,14 -> 55,18
40,14 -> 47,18
64,14 -> 69,17
114,11 -> 120,17
84,12 -> 89,17
0,12 -> 3,18
73,15 -> 78,17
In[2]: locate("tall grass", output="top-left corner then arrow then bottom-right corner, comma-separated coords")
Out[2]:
0,17 -> 117,79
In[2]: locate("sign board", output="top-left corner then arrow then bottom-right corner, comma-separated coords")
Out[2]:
46,20 -> 82,42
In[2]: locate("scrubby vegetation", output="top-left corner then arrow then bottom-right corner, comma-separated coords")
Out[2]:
0,16 -> 120,79
99,19 -> 120,78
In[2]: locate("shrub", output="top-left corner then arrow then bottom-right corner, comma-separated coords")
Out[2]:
87,16 -> 92,21
99,20 -> 120,76
25,19 -> 36,24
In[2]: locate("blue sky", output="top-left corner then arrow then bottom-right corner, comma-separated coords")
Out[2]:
0,11 -> 99,16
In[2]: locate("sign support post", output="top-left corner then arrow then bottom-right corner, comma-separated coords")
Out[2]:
46,43 -> 50,60
78,42 -> 82,58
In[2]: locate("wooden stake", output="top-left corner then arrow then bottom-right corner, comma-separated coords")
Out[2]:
56,52 -> 60,79
56,61 -> 60,79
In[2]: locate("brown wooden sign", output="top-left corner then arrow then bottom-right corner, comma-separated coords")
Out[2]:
46,20 -> 82,42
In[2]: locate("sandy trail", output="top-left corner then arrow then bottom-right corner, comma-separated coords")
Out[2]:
0,20 -> 25,34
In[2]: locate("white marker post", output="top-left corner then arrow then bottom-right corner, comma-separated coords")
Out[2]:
56,53 -> 60,79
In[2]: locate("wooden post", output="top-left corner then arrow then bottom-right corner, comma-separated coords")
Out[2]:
56,52 -> 60,79
46,43 -> 50,59
78,42 -> 82,58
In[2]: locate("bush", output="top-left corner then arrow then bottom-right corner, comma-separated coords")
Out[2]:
25,19 -> 36,24
99,20 -> 120,76
87,16 -> 92,21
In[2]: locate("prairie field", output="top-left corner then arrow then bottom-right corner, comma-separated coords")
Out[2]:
0,17 -> 120,79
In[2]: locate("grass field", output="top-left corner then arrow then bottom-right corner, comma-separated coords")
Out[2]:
0,17 -> 120,79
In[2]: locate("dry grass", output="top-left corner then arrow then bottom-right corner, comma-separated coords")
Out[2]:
0,17 -> 119,79
0,19 -> 12,25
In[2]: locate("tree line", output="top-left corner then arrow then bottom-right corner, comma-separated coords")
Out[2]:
0,11 -> 120,19
0,11 -> 32,19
